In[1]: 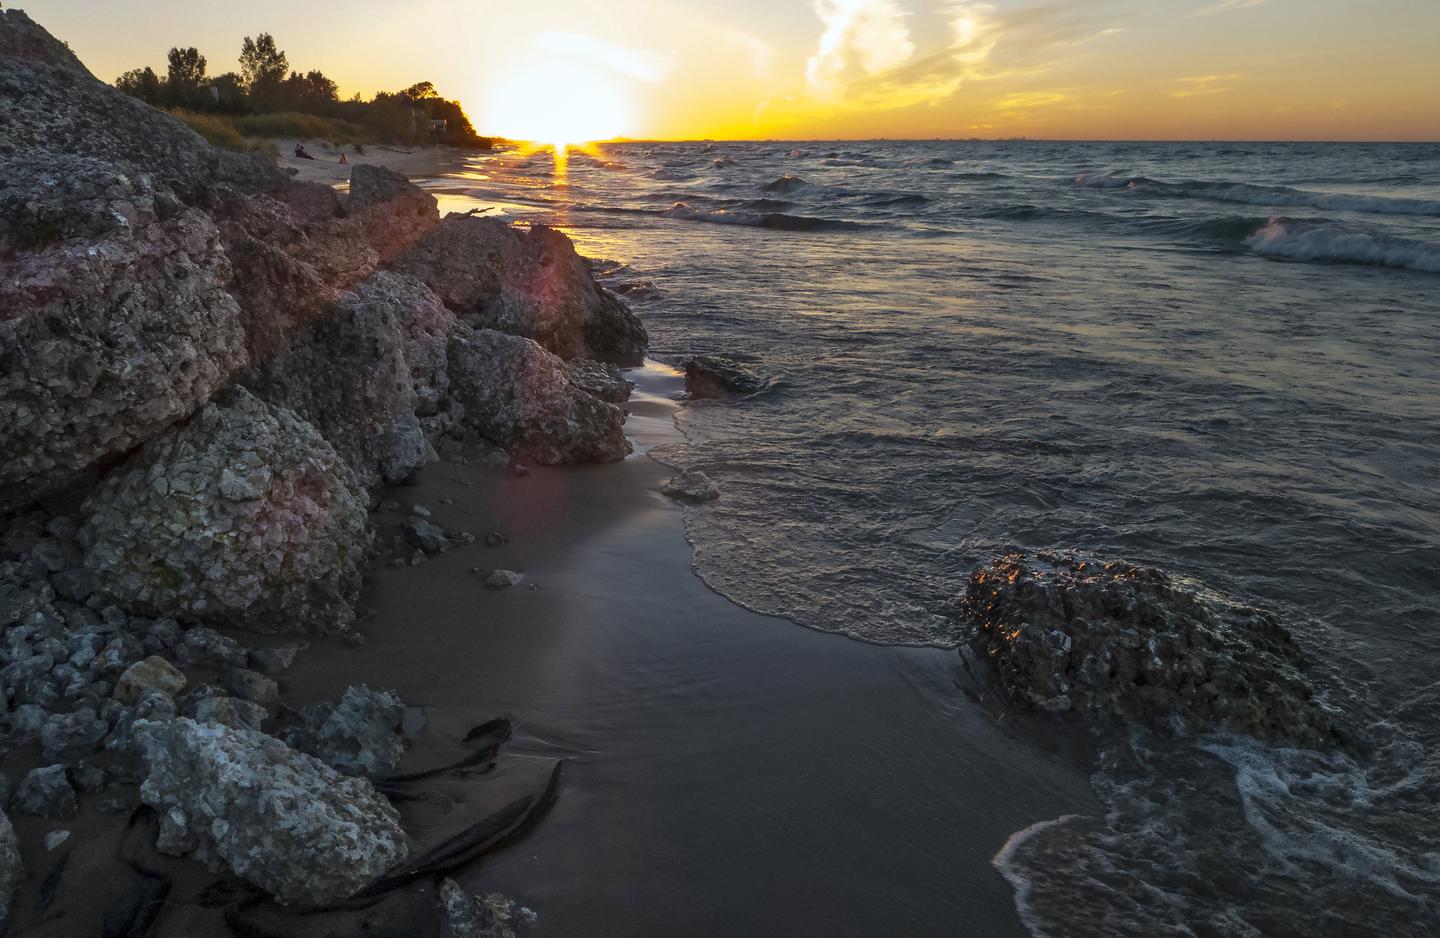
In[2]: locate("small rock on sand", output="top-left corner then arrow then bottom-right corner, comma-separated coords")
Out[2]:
662,471 -> 720,503
485,570 -> 525,589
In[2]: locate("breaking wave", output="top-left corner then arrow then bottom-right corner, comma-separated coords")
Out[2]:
1075,171 -> 1440,216
1247,218 -> 1440,272
661,201 -> 867,232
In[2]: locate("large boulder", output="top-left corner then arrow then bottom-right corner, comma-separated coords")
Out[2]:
0,10 -> 282,201
347,163 -> 439,262
80,387 -> 370,635
138,717 -> 408,905
447,325 -> 631,463
391,216 -> 647,364
961,551 -> 1341,748
0,167 -> 248,512
244,272 -> 427,492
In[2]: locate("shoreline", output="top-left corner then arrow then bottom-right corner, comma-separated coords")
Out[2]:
271,138 -> 482,187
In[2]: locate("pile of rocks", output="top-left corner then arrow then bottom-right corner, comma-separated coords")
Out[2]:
1,8 -> 618,922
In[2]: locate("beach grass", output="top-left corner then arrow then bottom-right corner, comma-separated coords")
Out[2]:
166,109 -> 366,151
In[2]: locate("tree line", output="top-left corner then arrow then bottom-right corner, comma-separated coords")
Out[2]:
114,34 -> 492,148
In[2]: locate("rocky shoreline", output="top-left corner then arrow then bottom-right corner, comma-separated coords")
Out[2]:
0,10 -> 644,933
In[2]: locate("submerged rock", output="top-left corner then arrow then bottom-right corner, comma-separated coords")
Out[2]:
662,471 -> 720,503
404,518 -> 475,554
138,717 -> 408,905
392,216 -> 647,363
281,684 -> 406,777
484,570 -> 525,589
80,387 -> 371,634
683,355 -> 769,399
447,325 -> 631,464
960,551 -> 1342,747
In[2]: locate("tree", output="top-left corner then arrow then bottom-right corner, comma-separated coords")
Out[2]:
115,66 -> 163,105
401,81 -> 437,100
280,69 -> 338,112
166,47 -> 208,107
209,72 -> 248,113
239,33 -> 288,106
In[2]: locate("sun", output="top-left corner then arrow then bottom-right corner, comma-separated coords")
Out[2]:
486,61 -> 629,149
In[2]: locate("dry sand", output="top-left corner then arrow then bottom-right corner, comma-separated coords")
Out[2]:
271,138 -> 478,188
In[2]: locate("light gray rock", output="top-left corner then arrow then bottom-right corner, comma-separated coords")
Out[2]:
80,387 -> 371,634
960,551 -> 1344,748
280,684 -> 406,777
15,764 -> 75,819
447,325 -> 630,464
0,808 -> 20,932
138,718 -> 408,904
562,358 -> 632,405
662,471 -> 720,503
484,570 -> 525,589
114,656 -> 186,705
44,829 -> 70,851
392,215 -> 647,364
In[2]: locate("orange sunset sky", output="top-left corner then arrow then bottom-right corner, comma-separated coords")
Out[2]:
25,0 -> 1440,141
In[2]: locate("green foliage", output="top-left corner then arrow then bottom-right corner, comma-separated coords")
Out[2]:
113,30 -> 493,149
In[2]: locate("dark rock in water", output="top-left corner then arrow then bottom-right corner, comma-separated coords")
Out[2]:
15,765 -> 76,819
447,325 -> 631,464
960,551 -> 1342,748
136,717 -> 408,904
391,216 -> 648,364
563,358 -> 633,405
485,532 -> 509,548
79,387 -> 371,635
404,518 -> 474,554
684,355 -> 769,399
485,570 -> 525,589
281,684 -> 406,777
662,471 -> 720,503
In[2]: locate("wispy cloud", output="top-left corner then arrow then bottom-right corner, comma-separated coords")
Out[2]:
1190,0 -> 1271,16
534,32 -> 674,82
1170,72 -> 1244,97
805,0 -> 916,96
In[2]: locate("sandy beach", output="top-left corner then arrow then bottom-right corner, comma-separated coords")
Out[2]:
271,138 -> 480,188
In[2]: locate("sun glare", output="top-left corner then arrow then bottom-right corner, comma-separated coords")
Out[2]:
486,62 -> 629,149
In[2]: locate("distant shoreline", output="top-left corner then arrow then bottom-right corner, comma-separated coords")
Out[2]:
272,139 -> 479,186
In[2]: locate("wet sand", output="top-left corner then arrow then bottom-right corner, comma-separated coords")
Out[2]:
279,365 -> 1099,937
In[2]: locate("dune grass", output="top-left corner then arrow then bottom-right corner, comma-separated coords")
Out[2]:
166,109 -> 366,152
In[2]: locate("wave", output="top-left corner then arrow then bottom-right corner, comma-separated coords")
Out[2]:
1247,218 -> 1440,273
661,201 -> 867,232
762,174 -> 807,193
1075,170 -> 1440,217
856,192 -> 930,208
955,171 -> 1009,181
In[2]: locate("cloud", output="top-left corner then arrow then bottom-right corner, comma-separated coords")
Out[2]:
805,0 -> 916,96
533,32 -> 674,82
1170,72 -> 1244,97
1190,0 -> 1270,16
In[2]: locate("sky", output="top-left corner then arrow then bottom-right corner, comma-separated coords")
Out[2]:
25,0 -> 1440,141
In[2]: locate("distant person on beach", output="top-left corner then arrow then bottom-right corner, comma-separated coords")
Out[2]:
294,143 -> 315,159
339,152 -> 349,165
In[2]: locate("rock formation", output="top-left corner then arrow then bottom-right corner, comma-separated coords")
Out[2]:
393,216 -> 647,363
961,551 -> 1341,747
281,684 -> 407,777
